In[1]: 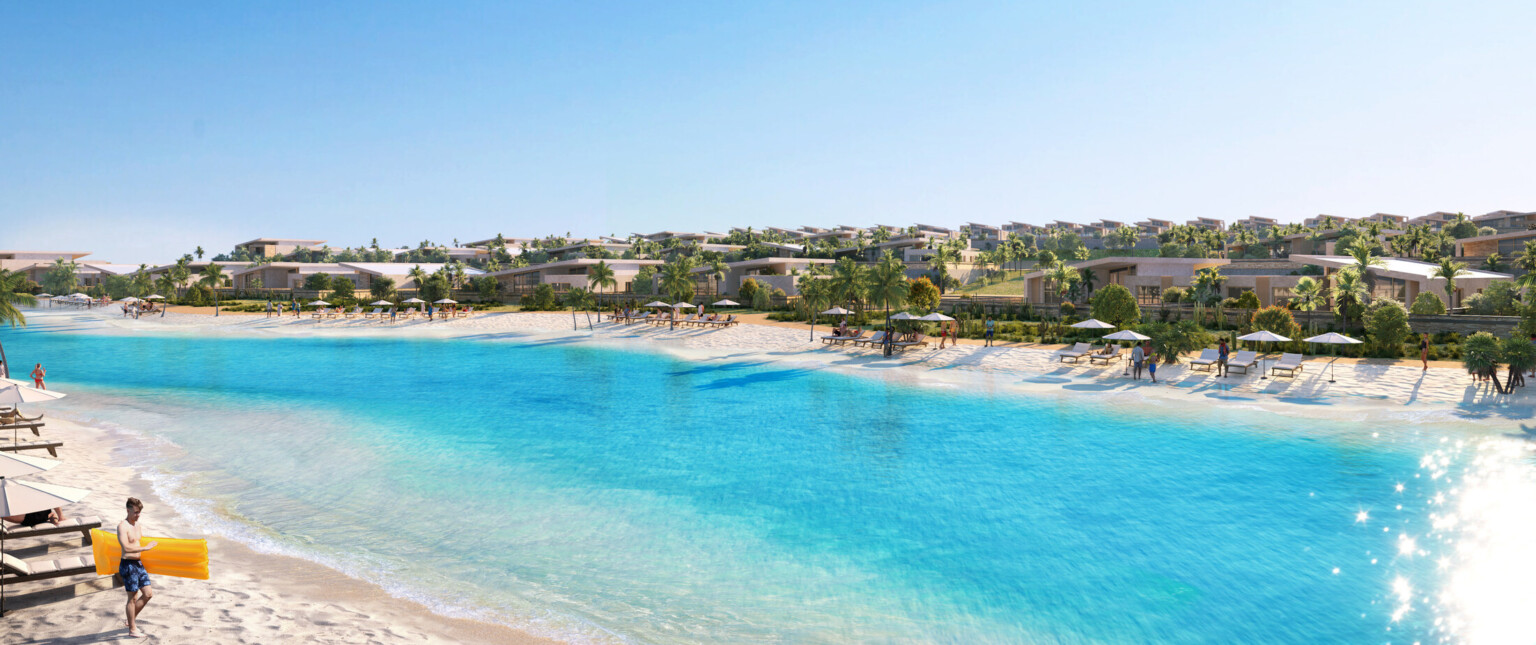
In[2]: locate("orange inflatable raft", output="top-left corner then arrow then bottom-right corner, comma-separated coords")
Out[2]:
90,529 -> 210,580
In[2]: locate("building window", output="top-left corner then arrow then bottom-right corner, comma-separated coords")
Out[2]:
1271,287 -> 1294,304
1370,277 -> 1406,302
1226,287 -> 1253,299
1137,286 -> 1162,305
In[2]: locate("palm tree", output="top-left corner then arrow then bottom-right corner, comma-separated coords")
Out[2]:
1289,276 -> 1325,334
195,246 -> 205,260
1329,268 -> 1367,332
1346,246 -> 1386,299
588,260 -> 617,301
797,268 -> 832,341
1078,267 -> 1099,298
828,257 -> 867,315
866,253 -> 909,356
659,256 -> 696,304
1,269 -> 37,328
1047,265 -> 1077,306
406,265 -> 429,295
709,259 -> 728,297
1482,252 -> 1505,273
199,263 -> 228,288
1434,258 -> 1469,312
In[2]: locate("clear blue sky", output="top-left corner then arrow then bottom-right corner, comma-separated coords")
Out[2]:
4,1 -> 1534,262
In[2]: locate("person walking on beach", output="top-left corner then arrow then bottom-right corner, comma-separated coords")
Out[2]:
119,497 -> 158,639
984,317 -> 995,347
1420,333 -> 1430,371
1217,339 -> 1230,378
1131,342 -> 1145,380
30,363 -> 45,389
1147,348 -> 1158,383
265,300 -> 274,318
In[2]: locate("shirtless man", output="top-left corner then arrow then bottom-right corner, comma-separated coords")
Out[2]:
118,497 -> 158,638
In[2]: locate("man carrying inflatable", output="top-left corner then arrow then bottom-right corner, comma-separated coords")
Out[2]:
118,497 -> 158,638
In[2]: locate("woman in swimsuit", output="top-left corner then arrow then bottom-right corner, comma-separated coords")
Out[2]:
31,363 -> 46,389
1420,333 -> 1430,371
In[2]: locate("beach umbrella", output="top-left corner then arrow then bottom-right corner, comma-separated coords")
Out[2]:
0,453 -> 60,478
1303,332 -> 1363,383
433,299 -> 457,305
1102,330 -> 1151,375
307,300 -> 330,306
121,297 -> 141,303
0,378 -> 67,435
916,312 -> 953,321
69,293 -> 88,299
822,307 -> 854,315
1070,318 -> 1116,329
712,299 -> 739,307
145,294 -> 165,300
643,301 -> 670,308
672,302 -> 695,309
401,298 -> 425,304
1237,331 -> 1292,380
369,300 -> 393,306
0,476 -> 92,615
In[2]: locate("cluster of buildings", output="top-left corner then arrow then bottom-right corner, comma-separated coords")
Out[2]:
6,208 -> 1533,304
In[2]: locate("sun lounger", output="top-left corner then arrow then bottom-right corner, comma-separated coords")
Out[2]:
457,306 -> 473,318
1189,348 -> 1221,371
0,409 -> 42,425
1,516 -> 102,544
678,314 -> 699,327
0,422 -> 44,438
1088,345 -> 1122,365
362,307 -> 383,319
890,333 -> 927,353
326,308 -> 342,319
707,315 -> 737,327
1057,342 -> 1094,363
0,551 -> 101,585
343,306 -> 363,319
822,329 -> 865,345
1225,350 -> 1260,375
310,307 -> 328,319
0,439 -> 62,457
849,331 -> 886,347
1271,353 -> 1305,377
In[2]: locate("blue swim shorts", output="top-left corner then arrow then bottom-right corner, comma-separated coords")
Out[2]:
120,558 -> 151,593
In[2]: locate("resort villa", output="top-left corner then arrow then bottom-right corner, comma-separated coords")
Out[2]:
1017,255 -> 1512,308
0,250 -> 92,283
690,257 -> 837,296
488,258 -> 665,295
233,238 -> 328,258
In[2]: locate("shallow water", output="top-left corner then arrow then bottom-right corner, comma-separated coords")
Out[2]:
4,318 -> 1533,644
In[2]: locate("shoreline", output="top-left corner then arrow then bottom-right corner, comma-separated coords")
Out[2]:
3,307 -> 1531,643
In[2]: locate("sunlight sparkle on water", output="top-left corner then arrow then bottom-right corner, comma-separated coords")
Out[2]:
1425,440 -> 1536,644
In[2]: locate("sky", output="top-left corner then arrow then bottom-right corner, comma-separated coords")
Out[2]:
3,1 -> 1534,263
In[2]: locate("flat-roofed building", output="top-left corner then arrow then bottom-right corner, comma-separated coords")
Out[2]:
1455,229 -> 1536,260
1136,219 -> 1175,235
1407,211 -> 1459,230
487,258 -> 665,295
1186,217 -> 1225,231
1473,210 -> 1536,232
691,257 -> 837,297
230,262 -> 369,290
1233,216 -> 1279,231
77,263 -> 146,288
0,250 -> 93,284
1361,213 -> 1408,227
1290,254 -> 1511,309
337,262 -> 485,289
234,238 -> 326,258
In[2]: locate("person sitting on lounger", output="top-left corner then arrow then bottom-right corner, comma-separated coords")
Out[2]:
4,506 -> 64,528
836,320 -> 849,337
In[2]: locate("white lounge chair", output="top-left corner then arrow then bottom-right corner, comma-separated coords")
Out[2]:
891,333 -> 927,353
1226,350 -> 1260,375
310,307 -> 328,319
849,331 -> 886,348
0,551 -> 100,585
1,516 -> 101,544
1088,345 -> 1122,365
1189,348 -> 1221,371
822,329 -> 865,346
1058,342 -> 1094,363
1271,353 -> 1305,378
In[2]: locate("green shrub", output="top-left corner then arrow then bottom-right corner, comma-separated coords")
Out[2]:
1249,305 -> 1300,340
1462,331 -> 1501,375
908,277 -> 940,310
1136,320 -> 1213,364
1364,299 -> 1411,357
303,272 -> 332,291
1232,290 -> 1261,310
1161,287 -> 1186,304
1059,301 -> 1076,318
1410,292 -> 1445,315
330,277 -> 356,304
1465,280 -> 1521,316
1516,301 -> 1536,338
738,278 -> 760,304
521,283 -> 560,311
1089,283 -> 1139,327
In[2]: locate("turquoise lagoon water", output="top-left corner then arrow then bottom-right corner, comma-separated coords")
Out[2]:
3,318 -> 1533,643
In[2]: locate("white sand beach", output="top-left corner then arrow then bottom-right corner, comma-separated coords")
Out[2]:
4,307 -> 1530,643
